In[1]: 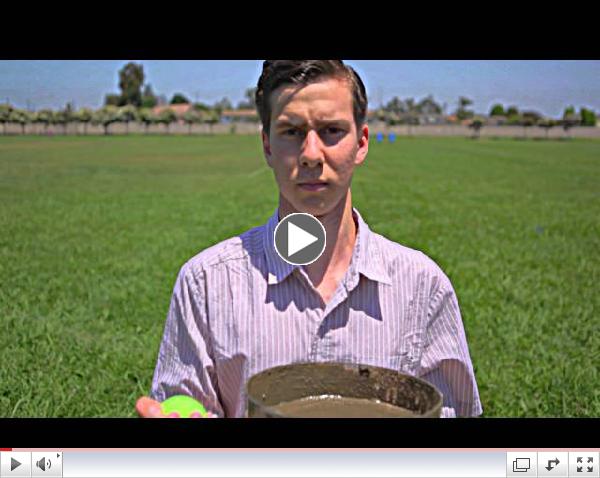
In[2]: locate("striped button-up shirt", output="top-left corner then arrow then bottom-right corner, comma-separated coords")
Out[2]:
150,208 -> 482,417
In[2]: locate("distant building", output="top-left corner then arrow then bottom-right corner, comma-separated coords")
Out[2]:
487,115 -> 507,126
220,109 -> 259,123
152,104 -> 193,118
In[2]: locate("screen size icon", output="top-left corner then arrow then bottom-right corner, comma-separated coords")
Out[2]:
514,458 -> 531,472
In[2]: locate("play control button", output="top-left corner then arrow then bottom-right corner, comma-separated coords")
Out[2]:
274,213 -> 326,265
11,459 -> 21,471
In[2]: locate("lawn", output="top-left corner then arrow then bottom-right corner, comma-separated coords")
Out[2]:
0,134 -> 598,417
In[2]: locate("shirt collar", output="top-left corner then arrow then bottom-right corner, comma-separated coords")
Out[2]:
262,207 -> 392,286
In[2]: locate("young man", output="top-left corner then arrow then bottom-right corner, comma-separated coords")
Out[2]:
136,60 -> 482,418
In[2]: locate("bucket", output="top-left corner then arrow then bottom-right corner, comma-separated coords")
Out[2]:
246,362 -> 443,417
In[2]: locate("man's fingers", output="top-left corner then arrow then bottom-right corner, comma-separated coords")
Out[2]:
137,396 -> 219,418
136,396 -> 166,418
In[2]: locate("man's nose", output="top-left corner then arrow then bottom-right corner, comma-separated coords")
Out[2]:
299,130 -> 324,168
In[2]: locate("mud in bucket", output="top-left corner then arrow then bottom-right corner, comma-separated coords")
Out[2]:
246,362 -> 443,417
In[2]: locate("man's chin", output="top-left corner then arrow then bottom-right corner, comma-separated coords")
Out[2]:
285,199 -> 338,218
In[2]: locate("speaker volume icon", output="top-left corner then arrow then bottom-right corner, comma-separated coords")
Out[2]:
36,457 -> 51,471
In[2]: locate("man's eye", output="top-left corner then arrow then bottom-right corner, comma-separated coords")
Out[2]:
324,126 -> 343,135
284,128 -> 301,136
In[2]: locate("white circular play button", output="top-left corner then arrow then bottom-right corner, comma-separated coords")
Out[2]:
273,213 -> 326,265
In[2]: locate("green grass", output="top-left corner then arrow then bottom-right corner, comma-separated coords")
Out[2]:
1,135 -> 598,417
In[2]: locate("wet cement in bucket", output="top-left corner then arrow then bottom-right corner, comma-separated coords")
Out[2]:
270,394 -> 416,418
247,363 -> 443,418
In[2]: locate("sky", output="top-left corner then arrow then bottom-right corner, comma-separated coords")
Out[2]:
0,60 -> 599,118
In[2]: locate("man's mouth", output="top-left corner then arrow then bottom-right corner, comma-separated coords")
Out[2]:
298,181 -> 328,191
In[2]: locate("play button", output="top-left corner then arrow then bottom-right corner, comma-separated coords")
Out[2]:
274,213 -> 326,265
11,458 -> 21,472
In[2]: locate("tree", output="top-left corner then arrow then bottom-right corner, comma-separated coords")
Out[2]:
93,106 -> 119,135
118,62 -> 145,107
104,94 -> 121,107
54,103 -> 74,135
34,109 -> 54,135
563,105 -> 575,118
375,108 -> 387,123
183,109 -> 203,135
468,117 -> 484,139
385,112 -> 400,126
384,96 -> 407,114
538,118 -> 556,140
141,84 -> 158,108
520,116 -> 535,139
158,108 -> 177,134
118,105 -> 138,134
170,93 -> 190,105
506,105 -> 519,117
490,104 -> 505,116
213,97 -> 232,113
580,107 -> 597,127
53,110 -> 68,135
204,110 -> 220,134
237,87 -> 257,110
456,96 -> 474,120
0,104 -> 13,135
76,108 -> 93,135
193,102 -> 210,112
9,108 -> 29,135
417,95 -> 442,115
138,108 -> 157,134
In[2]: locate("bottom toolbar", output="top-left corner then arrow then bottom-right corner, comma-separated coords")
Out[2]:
0,450 -> 598,478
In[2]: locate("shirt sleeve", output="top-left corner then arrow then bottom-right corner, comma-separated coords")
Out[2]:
150,262 -> 225,417
418,271 -> 483,418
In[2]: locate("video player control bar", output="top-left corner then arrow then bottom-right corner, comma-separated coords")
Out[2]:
1,451 -> 598,478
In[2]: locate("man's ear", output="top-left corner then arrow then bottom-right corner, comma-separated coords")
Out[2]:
354,123 -> 369,166
262,130 -> 274,169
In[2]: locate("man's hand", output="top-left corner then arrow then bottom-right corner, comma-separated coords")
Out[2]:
135,396 -> 218,418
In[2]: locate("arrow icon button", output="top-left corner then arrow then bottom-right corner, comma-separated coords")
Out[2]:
11,458 -> 22,472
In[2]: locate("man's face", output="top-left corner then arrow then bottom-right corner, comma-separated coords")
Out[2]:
262,77 -> 369,217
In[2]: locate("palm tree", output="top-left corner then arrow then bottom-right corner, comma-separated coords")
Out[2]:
158,108 -> 177,134
118,105 -> 138,135
0,104 -> 12,135
76,108 -> 93,135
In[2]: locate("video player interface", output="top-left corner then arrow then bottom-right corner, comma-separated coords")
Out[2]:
0,449 -> 598,478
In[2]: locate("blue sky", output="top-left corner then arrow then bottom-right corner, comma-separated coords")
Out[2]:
0,60 -> 599,118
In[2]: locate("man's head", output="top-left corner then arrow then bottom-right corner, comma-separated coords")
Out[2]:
256,60 -> 369,217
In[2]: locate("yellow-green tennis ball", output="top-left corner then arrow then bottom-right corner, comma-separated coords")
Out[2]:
161,395 -> 208,418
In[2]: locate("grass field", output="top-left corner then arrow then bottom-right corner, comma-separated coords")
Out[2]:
1,134 -> 598,417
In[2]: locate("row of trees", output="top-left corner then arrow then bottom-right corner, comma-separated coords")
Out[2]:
0,103 -> 222,135
376,94 -> 597,127
0,101 -> 594,137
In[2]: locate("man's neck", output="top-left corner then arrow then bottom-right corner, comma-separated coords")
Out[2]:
278,191 -> 357,291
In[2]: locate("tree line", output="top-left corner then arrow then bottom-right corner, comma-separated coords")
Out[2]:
0,62 -> 596,136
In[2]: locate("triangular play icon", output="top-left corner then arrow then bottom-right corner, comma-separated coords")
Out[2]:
11,458 -> 21,471
288,221 -> 318,257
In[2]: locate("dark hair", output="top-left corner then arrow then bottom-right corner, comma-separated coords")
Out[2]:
255,60 -> 368,135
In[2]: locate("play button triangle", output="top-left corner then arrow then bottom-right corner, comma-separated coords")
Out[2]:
288,221 -> 318,257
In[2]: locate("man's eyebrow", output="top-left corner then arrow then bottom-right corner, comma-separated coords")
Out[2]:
274,117 -> 350,128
